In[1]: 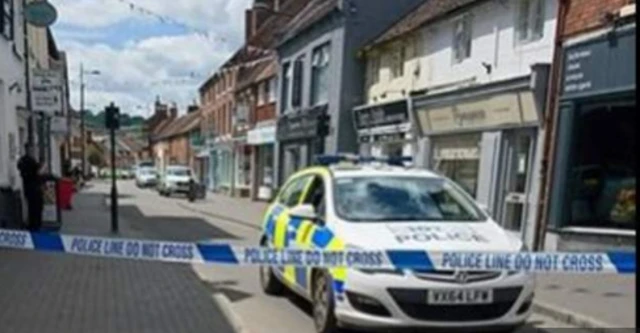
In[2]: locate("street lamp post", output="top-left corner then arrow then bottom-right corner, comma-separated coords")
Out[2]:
79,63 -> 100,177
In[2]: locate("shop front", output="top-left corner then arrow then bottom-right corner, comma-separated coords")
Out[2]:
353,99 -> 415,159
275,105 -> 328,187
208,136 -> 234,194
546,24 -> 635,251
247,122 -> 276,201
412,65 -> 549,247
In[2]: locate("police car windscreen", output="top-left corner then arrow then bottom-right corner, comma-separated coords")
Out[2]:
334,177 -> 487,222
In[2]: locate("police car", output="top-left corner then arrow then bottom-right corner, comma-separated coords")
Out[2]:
259,155 -> 534,333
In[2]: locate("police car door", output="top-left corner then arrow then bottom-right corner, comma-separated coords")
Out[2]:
293,174 -> 328,296
271,174 -> 314,284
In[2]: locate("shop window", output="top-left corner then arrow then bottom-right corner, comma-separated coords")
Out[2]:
432,135 -> 481,197
516,0 -> 545,44
259,146 -> 274,187
452,14 -> 472,63
565,103 -> 635,229
1,0 -> 14,40
311,42 -> 331,106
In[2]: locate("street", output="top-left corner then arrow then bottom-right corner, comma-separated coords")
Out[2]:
99,181 -> 589,333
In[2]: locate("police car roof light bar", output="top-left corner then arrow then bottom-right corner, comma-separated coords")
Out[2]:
314,154 -> 413,167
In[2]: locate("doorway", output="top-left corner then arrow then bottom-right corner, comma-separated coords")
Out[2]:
496,129 -> 537,233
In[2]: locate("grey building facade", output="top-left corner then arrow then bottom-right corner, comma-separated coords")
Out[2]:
273,0 -> 423,186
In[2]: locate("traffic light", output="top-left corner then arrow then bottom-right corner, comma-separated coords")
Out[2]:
316,113 -> 330,137
105,103 -> 120,130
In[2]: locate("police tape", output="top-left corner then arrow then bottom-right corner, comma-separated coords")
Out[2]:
0,228 -> 635,274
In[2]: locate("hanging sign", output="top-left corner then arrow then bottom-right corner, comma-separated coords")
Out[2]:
24,1 -> 58,27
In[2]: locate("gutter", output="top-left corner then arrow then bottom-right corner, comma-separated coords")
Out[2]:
532,0 -> 569,251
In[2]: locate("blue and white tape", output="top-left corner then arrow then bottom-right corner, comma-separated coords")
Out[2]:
0,229 -> 635,274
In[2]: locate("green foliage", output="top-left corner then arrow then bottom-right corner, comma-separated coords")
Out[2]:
85,110 -> 145,129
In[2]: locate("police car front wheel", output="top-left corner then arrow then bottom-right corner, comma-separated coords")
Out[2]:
259,239 -> 284,295
312,271 -> 339,333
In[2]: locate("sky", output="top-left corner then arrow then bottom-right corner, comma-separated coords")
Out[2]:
49,0 -> 252,117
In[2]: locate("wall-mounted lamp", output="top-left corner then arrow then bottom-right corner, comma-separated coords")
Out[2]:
481,62 -> 492,75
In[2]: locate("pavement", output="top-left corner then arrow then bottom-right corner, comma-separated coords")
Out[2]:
178,188 -> 637,331
0,183 -> 236,333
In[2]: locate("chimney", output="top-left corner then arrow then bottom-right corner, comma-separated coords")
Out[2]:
170,105 -> 178,119
252,0 -> 275,35
187,105 -> 199,114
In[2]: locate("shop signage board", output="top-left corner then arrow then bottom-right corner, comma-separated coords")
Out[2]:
416,90 -> 538,135
353,100 -> 409,130
31,69 -> 62,115
276,105 -> 327,142
247,126 -> 276,145
562,26 -> 636,99
50,116 -> 68,134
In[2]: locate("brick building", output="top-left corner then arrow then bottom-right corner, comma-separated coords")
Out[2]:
151,105 -> 200,175
536,0 -> 635,251
197,0 -> 305,195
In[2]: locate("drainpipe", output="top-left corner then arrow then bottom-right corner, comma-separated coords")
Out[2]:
533,0 -> 569,251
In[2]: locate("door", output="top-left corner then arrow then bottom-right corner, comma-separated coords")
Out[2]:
294,175 -> 326,294
497,129 -> 537,233
268,173 -> 314,285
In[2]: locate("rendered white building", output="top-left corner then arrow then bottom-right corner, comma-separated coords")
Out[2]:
359,0 -> 558,247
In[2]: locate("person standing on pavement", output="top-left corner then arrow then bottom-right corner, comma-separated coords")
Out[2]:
17,144 -> 45,231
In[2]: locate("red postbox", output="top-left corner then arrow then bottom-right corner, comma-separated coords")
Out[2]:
58,177 -> 75,210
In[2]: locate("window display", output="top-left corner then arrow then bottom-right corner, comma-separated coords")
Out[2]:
566,103 -> 635,229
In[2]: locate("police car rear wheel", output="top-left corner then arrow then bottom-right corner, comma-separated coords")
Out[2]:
312,272 -> 338,333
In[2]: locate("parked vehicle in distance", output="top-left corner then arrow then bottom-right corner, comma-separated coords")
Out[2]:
157,165 -> 195,197
136,167 -> 158,188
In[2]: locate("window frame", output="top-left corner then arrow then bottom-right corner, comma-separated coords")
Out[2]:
310,42 -> 331,106
452,14 -> 472,64
277,174 -> 314,207
291,55 -> 305,108
369,54 -> 381,84
301,175 -> 327,219
515,0 -> 545,45
268,77 -> 277,103
281,62 -> 292,113
390,46 -> 405,79
2,0 -> 14,40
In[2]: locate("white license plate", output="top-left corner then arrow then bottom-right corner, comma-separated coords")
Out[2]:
427,289 -> 493,305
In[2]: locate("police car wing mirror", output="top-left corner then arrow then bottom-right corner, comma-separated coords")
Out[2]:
289,204 -> 319,222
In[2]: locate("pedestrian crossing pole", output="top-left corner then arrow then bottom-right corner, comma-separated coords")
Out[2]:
105,102 -> 120,233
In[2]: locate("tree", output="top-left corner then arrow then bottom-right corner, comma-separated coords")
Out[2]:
87,146 -> 105,168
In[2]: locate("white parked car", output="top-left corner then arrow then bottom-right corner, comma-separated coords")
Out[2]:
259,155 -> 534,333
158,165 -> 195,197
135,167 -> 157,188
